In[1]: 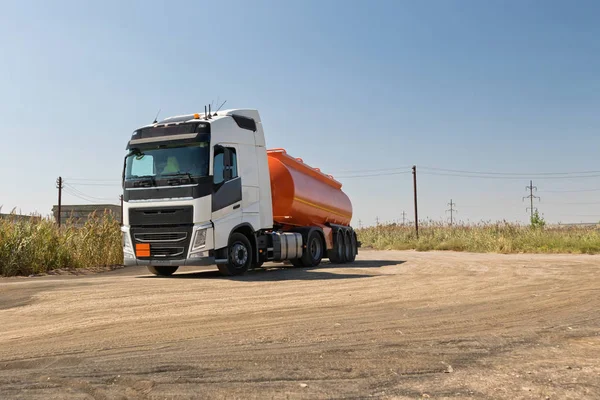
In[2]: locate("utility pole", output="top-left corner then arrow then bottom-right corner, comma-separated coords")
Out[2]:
523,180 -> 540,221
446,199 -> 458,225
56,176 -> 63,227
119,194 -> 124,225
375,216 -> 380,226
358,219 -> 362,229
412,165 -> 419,238
401,211 -> 407,225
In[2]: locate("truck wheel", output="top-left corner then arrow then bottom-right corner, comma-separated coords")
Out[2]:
147,266 -> 178,276
328,230 -> 344,264
299,230 -> 323,267
342,231 -> 352,263
346,231 -> 357,263
217,233 -> 252,276
290,258 -> 304,268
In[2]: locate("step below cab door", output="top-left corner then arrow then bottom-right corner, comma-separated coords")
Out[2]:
212,145 -> 242,249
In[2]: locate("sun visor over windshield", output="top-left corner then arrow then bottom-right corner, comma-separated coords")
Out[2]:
126,122 -> 211,149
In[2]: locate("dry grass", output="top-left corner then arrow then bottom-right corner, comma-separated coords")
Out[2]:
0,210 -> 122,276
357,221 -> 600,254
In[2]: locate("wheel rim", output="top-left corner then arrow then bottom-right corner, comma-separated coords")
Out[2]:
230,242 -> 248,268
310,236 -> 322,261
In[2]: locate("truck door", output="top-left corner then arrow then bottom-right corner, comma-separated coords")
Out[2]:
212,145 -> 242,249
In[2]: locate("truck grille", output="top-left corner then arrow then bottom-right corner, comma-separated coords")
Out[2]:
134,232 -> 187,242
129,211 -> 193,260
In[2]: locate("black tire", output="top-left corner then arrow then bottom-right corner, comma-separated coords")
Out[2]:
290,258 -> 304,268
342,231 -> 352,264
296,230 -> 324,268
328,230 -> 344,264
217,233 -> 252,276
346,231 -> 357,263
147,266 -> 178,276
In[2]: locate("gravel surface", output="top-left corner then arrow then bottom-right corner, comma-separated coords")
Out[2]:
1,250 -> 599,399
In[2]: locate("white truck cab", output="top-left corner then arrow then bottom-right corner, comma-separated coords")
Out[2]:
122,109 -> 275,275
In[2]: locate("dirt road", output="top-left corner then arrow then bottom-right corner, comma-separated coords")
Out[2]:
1,250 -> 599,399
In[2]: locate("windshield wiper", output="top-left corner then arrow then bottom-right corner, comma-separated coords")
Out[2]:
131,175 -> 156,187
163,172 -> 193,181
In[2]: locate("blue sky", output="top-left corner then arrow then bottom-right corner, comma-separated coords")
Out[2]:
1,0 -> 600,225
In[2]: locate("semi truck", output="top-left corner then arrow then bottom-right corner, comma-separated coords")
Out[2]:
121,108 -> 358,276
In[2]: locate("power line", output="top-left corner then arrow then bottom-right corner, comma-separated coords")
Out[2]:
543,201 -> 600,205
556,214 -> 600,218
336,171 -> 412,179
329,166 -> 413,175
420,171 -> 600,180
63,188 -> 116,204
540,188 -> 600,193
66,182 -> 121,187
63,190 -> 119,206
420,166 -> 600,176
64,184 -> 118,202
62,188 -> 101,203
64,178 -> 120,182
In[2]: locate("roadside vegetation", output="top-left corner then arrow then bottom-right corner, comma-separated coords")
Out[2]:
357,220 -> 600,254
2,207 -> 599,277
0,210 -> 122,277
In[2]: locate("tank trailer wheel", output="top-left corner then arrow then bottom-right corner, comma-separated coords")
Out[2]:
217,233 -> 252,276
346,231 -> 357,263
328,230 -> 345,264
147,266 -> 179,276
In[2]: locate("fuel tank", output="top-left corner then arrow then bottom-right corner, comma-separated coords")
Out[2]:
267,149 -> 352,227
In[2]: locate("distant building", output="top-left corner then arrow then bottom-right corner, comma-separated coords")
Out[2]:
52,204 -> 122,226
0,213 -> 42,223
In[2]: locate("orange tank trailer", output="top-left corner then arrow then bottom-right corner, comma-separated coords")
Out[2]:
267,149 -> 353,249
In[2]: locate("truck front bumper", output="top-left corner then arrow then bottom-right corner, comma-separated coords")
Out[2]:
124,252 -> 215,267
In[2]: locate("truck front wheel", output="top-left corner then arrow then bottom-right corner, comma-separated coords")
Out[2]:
217,233 -> 252,276
147,266 -> 179,276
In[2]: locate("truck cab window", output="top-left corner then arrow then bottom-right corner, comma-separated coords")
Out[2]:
213,147 -> 237,185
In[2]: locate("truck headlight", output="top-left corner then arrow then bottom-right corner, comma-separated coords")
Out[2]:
192,228 -> 207,250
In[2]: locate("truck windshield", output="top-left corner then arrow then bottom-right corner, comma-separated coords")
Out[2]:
125,143 -> 210,181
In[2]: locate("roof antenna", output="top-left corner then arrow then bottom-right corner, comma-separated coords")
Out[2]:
204,105 -> 207,120
214,96 -> 220,116
208,104 -> 212,119
216,100 -> 227,112
152,109 -> 161,124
